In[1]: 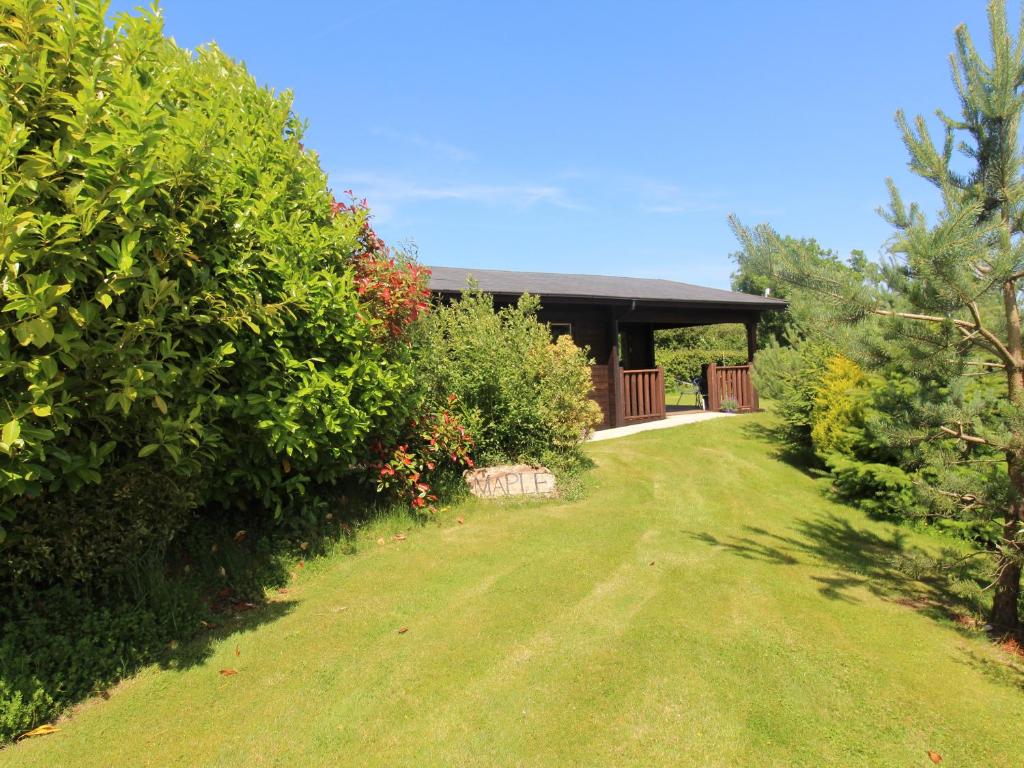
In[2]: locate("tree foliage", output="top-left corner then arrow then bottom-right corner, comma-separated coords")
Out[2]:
731,0 -> 1024,631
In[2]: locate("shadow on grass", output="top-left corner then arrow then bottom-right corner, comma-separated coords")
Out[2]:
738,420 -> 822,478
704,412 -> 1024,690
728,415 -> 998,624
956,647 -> 1024,693
159,598 -> 298,672
685,512 -> 989,627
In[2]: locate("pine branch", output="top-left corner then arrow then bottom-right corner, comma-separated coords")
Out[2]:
960,360 -> 1006,368
954,326 -> 1005,359
916,481 -> 984,511
872,308 -> 1014,365
966,299 -> 1015,364
938,423 -> 996,447
873,308 -> 974,326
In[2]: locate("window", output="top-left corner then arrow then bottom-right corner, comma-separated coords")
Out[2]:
550,322 -> 573,342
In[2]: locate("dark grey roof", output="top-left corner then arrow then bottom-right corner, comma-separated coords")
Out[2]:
427,265 -> 787,310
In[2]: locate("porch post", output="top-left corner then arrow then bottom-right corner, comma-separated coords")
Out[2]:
609,312 -> 624,427
745,320 -> 760,411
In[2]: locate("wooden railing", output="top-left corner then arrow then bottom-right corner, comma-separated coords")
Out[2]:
620,367 -> 666,423
707,362 -> 758,412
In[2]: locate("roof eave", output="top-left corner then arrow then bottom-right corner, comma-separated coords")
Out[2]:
431,288 -> 789,312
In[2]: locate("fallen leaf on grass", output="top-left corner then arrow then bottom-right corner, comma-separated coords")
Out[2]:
377,537 -> 386,545
649,561 -> 655,566
456,517 -> 464,525
927,750 -> 942,764
999,636 -> 1024,658
19,724 -> 58,740
276,588 -> 289,596
394,533 -> 407,541
219,668 -> 238,677
234,645 -> 240,657
397,627 -> 409,634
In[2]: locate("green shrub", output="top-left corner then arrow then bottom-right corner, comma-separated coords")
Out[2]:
416,291 -> 602,465
0,0 -> 421,538
750,343 -> 806,401
752,342 -> 830,455
658,347 -> 749,389
766,347 -> 1004,537
810,356 -> 868,457
933,517 -> 1003,548
825,453 -> 921,521
2,467 -> 194,587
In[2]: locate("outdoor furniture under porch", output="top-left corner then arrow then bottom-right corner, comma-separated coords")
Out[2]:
428,265 -> 787,429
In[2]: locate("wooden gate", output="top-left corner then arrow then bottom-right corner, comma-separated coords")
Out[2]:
707,363 -> 758,412
620,367 -> 666,423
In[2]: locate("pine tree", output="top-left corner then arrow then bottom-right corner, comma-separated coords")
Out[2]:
731,0 -> 1024,631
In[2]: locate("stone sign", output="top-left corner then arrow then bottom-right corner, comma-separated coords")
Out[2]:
464,464 -> 557,499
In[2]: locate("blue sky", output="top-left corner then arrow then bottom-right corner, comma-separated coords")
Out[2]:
112,1 -> 997,288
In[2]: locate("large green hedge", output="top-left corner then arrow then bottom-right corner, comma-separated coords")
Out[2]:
0,0 -> 417,542
654,324 -> 748,390
658,347 -> 749,388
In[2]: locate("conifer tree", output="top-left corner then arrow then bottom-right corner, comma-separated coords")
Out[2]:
731,0 -> 1024,630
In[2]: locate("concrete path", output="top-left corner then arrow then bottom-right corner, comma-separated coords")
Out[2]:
588,410 -> 733,442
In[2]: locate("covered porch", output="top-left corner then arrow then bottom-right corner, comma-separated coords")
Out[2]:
428,266 -> 787,430
614,321 -> 760,426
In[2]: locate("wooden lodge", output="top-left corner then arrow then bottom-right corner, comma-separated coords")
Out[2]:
428,266 -> 787,430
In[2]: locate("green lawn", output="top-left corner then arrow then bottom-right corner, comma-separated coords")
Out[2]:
5,414 -> 1024,767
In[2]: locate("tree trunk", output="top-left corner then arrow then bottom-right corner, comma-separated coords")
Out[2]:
991,452 -> 1023,631
994,280 -> 1024,631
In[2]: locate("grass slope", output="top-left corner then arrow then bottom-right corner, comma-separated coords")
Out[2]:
5,414 -> 1024,767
